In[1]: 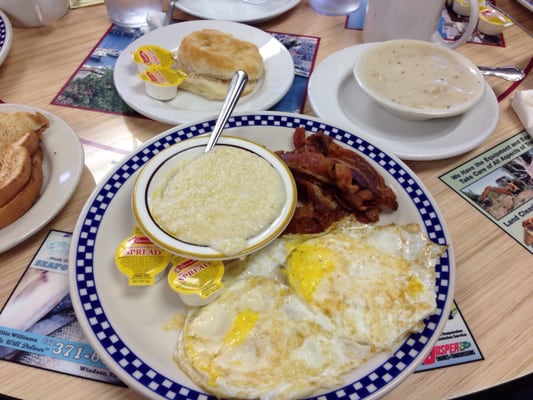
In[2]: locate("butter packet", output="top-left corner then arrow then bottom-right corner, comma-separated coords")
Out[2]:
139,66 -> 188,100
115,226 -> 172,286
168,257 -> 225,306
132,45 -> 176,71
478,6 -> 513,36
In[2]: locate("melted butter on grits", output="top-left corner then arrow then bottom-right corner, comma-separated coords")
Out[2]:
358,41 -> 483,110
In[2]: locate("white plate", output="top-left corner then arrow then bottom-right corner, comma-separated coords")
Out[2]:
114,20 -> 294,125
0,104 -> 84,253
0,10 -> 13,67
516,0 -> 533,12
308,44 -> 499,161
175,0 -> 301,23
69,111 -> 455,400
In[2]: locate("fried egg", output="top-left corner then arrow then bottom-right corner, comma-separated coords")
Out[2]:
175,216 -> 446,399
283,216 -> 445,350
175,276 -> 371,400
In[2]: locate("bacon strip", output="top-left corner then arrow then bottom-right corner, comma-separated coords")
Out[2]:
277,128 -> 398,234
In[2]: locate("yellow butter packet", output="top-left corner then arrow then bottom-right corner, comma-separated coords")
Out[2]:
168,257 -> 225,306
139,66 -> 187,87
479,6 -> 512,26
132,45 -> 175,70
478,6 -> 513,36
115,226 -> 171,286
139,66 -> 188,100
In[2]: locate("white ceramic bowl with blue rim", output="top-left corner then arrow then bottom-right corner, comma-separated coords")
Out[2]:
132,135 -> 297,260
69,111 -> 455,400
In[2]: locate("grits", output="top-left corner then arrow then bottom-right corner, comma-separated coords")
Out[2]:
150,146 -> 285,256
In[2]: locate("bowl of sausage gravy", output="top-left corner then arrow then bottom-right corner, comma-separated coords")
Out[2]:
353,39 -> 484,121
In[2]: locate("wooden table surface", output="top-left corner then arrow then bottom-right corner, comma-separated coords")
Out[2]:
1,1 -> 531,399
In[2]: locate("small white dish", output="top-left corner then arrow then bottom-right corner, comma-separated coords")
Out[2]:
0,104 -> 84,253
308,44 -> 499,161
175,0 -> 301,23
114,20 -> 294,125
132,135 -> 297,260
0,10 -> 13,67
353,40 -> 485,121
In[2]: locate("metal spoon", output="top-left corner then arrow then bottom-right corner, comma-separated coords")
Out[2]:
204,70 -> 249,153
163,0 -> 177,26
478,65 -> 525,82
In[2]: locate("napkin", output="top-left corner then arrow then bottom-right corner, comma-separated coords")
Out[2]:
512,90 -> 533,138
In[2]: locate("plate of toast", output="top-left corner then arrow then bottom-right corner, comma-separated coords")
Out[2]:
114,20 -> 295,125
175,0 -> 301,23
0,104 -> 84,253
0,10 -> 13,67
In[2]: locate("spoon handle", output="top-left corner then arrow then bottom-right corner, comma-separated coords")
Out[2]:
478,65 -> 525,82
163,0 -> 177,26
204,70 -> 249,153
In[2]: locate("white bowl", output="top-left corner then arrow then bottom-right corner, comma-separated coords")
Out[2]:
132,135 -> 297,260
353,39 -> 485,121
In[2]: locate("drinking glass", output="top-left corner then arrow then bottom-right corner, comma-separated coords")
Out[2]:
310,0 -> 361,16
105,0 -> 163,28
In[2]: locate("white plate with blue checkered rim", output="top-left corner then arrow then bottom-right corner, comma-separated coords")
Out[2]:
0,10 -> 13,67
68,111 -> 455,400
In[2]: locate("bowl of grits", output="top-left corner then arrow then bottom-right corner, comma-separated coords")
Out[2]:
132,135 -> 297,260
353,39 -> 485,121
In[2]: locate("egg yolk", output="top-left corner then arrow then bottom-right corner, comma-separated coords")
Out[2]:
286,242 -> 335,303
223,309 -> 260,347
407,276 -> 424,297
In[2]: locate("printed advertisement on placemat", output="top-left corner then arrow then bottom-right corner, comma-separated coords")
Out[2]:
52,24 -> 319,116
0,230 -> 481,383
440,131 -> 533,252
418,302 -> 483,371
0,230 -> 123,386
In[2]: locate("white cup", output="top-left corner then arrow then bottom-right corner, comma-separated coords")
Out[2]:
362,0 -> 479,48
104,0 -> 163,28
0,0 -> 69,28
310,0 -> 362,16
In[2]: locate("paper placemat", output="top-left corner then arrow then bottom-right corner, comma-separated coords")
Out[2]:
441,130 -> 533,253
0,230 -> 123,385
52,24 -> 319,118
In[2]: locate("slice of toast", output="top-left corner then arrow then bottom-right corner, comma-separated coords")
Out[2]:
0,111 -> 49,151
0,145 -> 32,208
12,130 -> 41,155
0,148 -> 44,229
